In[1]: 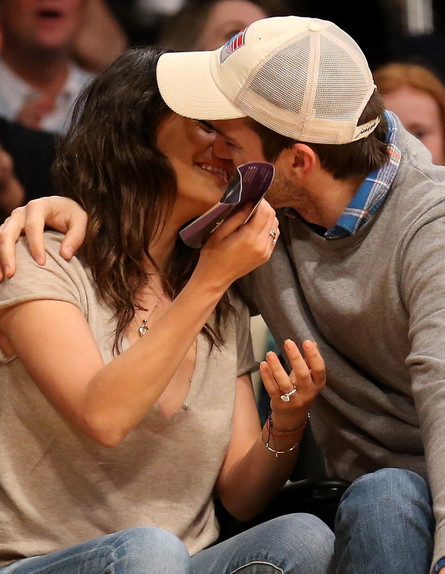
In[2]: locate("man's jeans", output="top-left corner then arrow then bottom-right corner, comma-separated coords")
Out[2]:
0,513 -> 335,574
334,468 -> 435,574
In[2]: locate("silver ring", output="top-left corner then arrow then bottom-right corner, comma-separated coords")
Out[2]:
269,229 -> 277,239
280,385 -> 297,402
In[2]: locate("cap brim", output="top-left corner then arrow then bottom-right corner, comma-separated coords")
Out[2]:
156,50 -> 246,120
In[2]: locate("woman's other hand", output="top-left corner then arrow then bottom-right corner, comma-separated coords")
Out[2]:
260,339 -> 326,432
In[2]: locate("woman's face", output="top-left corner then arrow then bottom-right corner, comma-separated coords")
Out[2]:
197,0 -> 268,50
156,114 -> 235,221
382,85 -> 445,165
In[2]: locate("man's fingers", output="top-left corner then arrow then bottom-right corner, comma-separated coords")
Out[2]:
21,200 -> 52,266
60,209 -> 88,260
0,206 -> 28,279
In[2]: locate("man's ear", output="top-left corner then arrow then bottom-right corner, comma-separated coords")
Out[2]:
276,143 -> 317,181
291,143 -> 317,175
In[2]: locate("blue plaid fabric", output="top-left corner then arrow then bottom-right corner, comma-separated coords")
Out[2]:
324,111 -> 401,239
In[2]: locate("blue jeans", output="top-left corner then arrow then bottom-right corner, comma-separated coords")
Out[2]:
334,468 -> 435,574
192,513 -> 335,573
0,514 -> 335,574
0,527 -> 191,574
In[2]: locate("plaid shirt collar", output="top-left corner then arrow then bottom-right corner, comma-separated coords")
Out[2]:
324,111 -> 401,239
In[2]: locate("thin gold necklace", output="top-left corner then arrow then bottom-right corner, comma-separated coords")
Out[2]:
138,291 -> 193,411
138,291 -> 164,337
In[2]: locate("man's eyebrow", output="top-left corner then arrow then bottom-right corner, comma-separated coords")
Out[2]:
198,120 -> 215,130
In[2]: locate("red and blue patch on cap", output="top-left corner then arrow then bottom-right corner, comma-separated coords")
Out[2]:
220,28 -> 247,64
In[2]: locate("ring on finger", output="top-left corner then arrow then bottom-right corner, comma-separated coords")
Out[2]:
269,229 -> 277,239
280,385 -> 297,402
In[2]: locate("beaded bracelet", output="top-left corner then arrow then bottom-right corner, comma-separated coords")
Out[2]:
262,412 -> 309,458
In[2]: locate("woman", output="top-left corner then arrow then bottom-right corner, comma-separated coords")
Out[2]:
0,47 -> 334,573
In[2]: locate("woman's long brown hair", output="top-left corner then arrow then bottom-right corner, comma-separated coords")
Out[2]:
53,48 -> 232,355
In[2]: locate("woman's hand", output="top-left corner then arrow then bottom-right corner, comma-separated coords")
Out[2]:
0,196 -> 87,280
260,339 -> 325,432
195,198 -> 279,291
215,338 -> 325,520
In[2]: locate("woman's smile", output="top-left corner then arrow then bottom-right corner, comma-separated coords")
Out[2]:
197,161 -> 230,186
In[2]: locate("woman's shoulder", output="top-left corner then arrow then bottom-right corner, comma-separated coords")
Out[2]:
17,230 -> 82,270
11,231 -> 91,299
16,229 -> 63,256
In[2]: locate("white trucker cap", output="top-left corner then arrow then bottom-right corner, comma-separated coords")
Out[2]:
156,16 -> 380,145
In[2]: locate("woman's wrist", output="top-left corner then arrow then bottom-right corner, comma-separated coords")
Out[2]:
261,412 -> 309,457
268,412 -> 310,435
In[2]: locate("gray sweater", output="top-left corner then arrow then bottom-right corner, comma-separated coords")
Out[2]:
237,121 -> 445,567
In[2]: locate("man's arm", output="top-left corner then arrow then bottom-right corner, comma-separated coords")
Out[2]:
0,196 -> 87,279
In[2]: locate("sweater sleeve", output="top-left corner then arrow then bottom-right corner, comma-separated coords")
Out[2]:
400,205 -> 445,570
228,289 -> 257,378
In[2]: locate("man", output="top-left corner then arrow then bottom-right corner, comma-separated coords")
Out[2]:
0,15 -> 443,573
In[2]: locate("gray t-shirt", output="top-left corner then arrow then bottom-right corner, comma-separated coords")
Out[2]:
0,232 -> 256,565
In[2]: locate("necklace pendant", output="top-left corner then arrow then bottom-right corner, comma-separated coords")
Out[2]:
138,319 -> 149,338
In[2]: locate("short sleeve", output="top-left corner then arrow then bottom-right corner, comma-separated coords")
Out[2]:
0,231 -> 92,315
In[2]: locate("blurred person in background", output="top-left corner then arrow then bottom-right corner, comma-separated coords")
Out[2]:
0,9 -> 57,220
374,61 -> 445,165
0,0 -> 127,220
0,144 -> 24,221
0,0 -> 94,133
0,116 -> 56,215
71,0 -> 128,73
159,0 -> 290,51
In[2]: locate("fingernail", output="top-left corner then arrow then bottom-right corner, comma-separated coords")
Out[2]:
64,245 -> 74,259
35,256 -> 45,266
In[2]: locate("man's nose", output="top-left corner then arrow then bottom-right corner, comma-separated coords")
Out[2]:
212,134 -> 232,160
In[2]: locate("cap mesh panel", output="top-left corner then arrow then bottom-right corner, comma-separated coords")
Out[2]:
233,22 -> 374,142
247,37 -> 310,115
